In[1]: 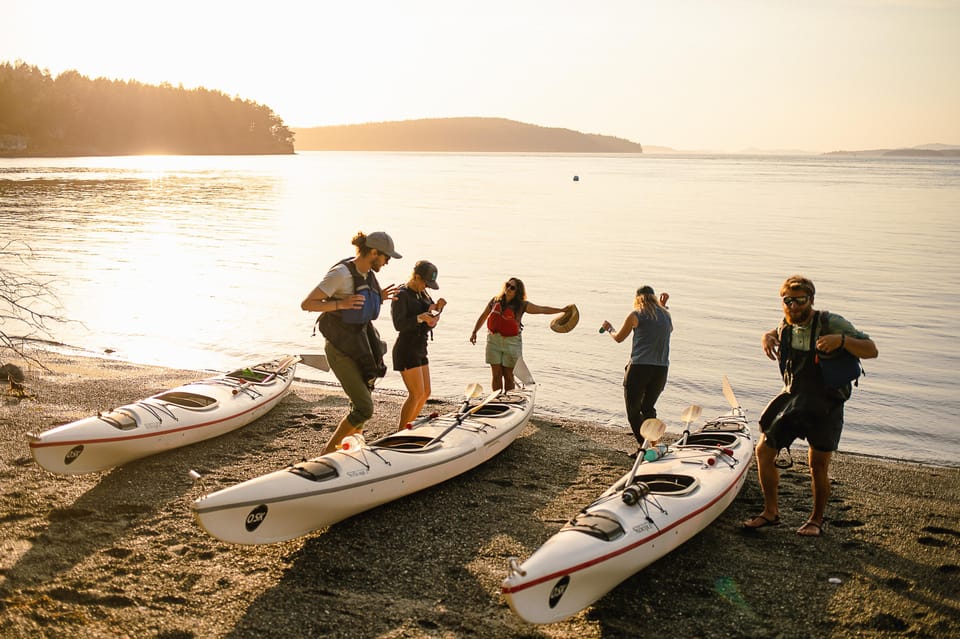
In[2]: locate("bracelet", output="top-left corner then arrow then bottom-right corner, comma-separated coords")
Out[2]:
839,334 -> 846,350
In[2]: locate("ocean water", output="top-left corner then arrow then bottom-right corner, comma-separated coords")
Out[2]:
2,152 -> 958,467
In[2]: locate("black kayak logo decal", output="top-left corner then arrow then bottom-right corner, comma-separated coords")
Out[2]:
549,575 -> 570,608
245,504 -> 268,531
64,445 -> 84,465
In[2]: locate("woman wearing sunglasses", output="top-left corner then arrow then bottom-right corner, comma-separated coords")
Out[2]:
470,278 -> 572,392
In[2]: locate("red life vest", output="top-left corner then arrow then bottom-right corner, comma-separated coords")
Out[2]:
486,301 -> 522,337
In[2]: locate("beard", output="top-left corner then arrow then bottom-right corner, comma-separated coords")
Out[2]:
785,305 -> 813,326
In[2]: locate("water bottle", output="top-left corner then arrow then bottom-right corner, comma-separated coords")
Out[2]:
339,434 -> 365,452
643,444 -> 668,462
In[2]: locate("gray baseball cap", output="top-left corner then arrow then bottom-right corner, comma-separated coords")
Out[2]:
365,231 -> 402,259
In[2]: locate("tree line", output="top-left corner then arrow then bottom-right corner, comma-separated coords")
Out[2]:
0,61 -> 294,156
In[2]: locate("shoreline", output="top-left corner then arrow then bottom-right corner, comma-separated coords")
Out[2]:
15,342 -> 957,471
1,351 -> 958,638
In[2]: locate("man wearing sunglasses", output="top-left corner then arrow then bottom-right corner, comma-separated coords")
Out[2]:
745,275 -> 878,537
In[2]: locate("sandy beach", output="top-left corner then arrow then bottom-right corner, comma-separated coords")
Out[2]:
1,351 -> 958,638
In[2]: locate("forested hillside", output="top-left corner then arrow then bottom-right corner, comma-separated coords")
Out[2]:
0,62 -> 294,156
294,117 -> 644,153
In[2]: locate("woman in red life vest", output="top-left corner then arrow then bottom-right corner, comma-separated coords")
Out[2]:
469,278 -> 572,392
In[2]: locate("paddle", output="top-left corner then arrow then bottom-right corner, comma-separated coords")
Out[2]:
460,383 -> 483,413
426,388 -> 502,447
622,418 -> 667,505
722,374 -> 740,411
299,354 -> 330,372
676,404 -> 702,445
513,356 -> 535,386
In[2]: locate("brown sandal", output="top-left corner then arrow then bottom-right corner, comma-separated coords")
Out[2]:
743,514 -> 781,529
796,519 -> 824,537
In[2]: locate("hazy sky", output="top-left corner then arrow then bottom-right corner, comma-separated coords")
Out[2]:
3,0 -> 958,152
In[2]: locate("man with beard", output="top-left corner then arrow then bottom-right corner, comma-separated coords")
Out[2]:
744,275 -> 878,537
301,231 -> 401,454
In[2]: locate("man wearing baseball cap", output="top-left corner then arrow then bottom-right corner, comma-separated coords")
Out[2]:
301,230 -> 401,454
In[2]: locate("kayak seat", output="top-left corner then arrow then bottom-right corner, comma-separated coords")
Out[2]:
562,511 -> 625,541
681,432 -> 740,448
289,459 -> 338,482
632,474 -> 699,496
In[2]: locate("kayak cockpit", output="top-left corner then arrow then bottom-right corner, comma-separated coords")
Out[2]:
369,435 -> 440,451
632,473 -> 699,496
469,403 -> 517,418
680,432 -> 741,448
152,391 -> 218,410
225,367 -> 275,383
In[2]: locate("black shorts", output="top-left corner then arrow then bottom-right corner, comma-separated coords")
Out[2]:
392,337 -> 428,372
759,391 -> 845,452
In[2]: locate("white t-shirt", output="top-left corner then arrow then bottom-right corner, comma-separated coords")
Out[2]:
317,263 -> 356,299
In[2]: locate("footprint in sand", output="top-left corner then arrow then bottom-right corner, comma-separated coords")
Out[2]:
918,536 -> 948,547
883,576 -> 911,591
47,507 -> 95,521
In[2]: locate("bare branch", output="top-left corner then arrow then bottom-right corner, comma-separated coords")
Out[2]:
1,240 -> 70,371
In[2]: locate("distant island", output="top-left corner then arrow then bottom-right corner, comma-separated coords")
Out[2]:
294,117 -> 643,153
825,143 -> 960,158
0,62 -> 294,157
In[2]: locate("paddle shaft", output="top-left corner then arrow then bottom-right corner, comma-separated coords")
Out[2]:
426,390 -> 502,446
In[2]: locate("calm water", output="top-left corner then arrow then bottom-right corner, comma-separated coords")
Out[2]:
2,152 -> 959,467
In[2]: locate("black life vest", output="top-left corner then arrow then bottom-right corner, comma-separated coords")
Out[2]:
778,310 -> 861,397
313,258 -> 387,384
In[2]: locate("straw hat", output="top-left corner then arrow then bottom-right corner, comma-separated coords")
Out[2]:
550,305 -> 580,333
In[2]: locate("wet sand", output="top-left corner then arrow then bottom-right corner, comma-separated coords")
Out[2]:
1,351 -> 958,638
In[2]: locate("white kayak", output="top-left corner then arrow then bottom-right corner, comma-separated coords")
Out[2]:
27,356 -> 298,475
501,378 -> 753,624
191,366 -> 537,545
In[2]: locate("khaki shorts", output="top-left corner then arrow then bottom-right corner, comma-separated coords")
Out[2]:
485,332 -> 522,368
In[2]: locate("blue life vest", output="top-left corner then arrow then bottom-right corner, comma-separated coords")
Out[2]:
336,258 -> 382,324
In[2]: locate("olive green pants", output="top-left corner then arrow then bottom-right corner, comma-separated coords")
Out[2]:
325,341 -> 374,427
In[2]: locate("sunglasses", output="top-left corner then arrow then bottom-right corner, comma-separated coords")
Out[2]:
782,295 -> 810,307
504,282 -> 517,291
377,250 -> 390,264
